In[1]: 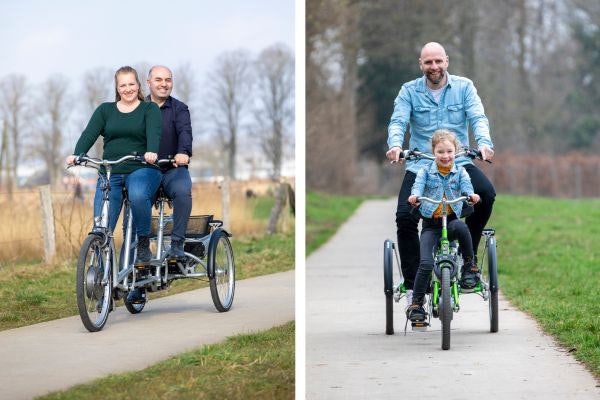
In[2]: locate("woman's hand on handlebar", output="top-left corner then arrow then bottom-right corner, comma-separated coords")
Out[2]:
408,194 -> 420,205
65,155 -> 77,166
468,193 -> 481,205
386,146 -> 403,164
144,152 -> 158,164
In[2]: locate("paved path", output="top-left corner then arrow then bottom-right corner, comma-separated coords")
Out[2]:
306,199 -> 599,399
0,270 -> 294,400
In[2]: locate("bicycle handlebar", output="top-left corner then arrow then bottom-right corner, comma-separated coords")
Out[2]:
398,148 -> 492,163
417,196 -> 470,205
71,154 -> 145,167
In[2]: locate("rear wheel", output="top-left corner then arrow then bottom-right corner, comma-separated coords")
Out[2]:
383,240 -> 394,335
208,230 -> 235,312
76,235 -> 112,332
487,236 -> 499,332
440,267 -> 452,350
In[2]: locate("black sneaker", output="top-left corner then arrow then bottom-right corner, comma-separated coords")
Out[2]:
168,240 -> 185,259
460,257 -> 480,289
134,236 -> 152,266
406,303 -> 427,322
126,289 -> 146,305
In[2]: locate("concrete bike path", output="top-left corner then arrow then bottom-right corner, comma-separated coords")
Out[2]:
306,199 -> 599,399
0,270 -> 294,400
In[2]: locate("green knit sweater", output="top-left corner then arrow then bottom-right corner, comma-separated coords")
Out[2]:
74,101 -> 162,173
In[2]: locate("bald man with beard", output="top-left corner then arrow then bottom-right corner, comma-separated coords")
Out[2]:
385,42 -> 496,310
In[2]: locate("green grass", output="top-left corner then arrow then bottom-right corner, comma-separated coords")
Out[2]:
38,321 -> 294,400
306,191 -> 369,255
0,232 -> 293,331
488,195 -> 600,377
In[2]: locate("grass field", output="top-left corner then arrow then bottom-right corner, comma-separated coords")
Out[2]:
306,191 -> 600,378
306,191 -> 369,255
0,183 -> 295,398
39,321 -> 295,400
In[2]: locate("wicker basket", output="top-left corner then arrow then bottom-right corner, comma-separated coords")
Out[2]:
151,215 -> 213,238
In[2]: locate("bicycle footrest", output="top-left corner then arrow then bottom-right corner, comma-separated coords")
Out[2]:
411,321 -> 429,331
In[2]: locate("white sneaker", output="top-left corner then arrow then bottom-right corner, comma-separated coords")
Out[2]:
404,289 -> 413,311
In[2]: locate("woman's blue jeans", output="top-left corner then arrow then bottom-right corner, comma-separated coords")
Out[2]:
93,167 -> 162,237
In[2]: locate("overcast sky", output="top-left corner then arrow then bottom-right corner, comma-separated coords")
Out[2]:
1,0 -> 294,84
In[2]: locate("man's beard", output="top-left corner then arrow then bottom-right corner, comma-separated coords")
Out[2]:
426,70 -> 445,85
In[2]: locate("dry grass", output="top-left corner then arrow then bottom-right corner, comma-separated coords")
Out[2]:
0,179 -> 293,264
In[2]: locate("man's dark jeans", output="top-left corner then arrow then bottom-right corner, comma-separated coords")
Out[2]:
394,163 -> 495,290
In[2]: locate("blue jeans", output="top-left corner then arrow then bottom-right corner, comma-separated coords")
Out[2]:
93,167 -> 162,236
161,167 -> 193,242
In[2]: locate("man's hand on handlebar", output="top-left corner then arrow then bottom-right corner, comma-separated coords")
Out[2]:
173,153 -> 189,167
468,193 -> 481,205
408,194 -> 420,205
386,146 -> 403,164
478,145 -> 494,162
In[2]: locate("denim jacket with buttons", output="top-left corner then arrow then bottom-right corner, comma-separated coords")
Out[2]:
387,73 -> 493,173
411,162 -> 475,218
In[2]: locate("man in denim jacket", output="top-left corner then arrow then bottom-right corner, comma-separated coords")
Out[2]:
385,42 -> 496,301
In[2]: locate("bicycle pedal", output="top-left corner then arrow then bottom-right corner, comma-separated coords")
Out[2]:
411,321 -> 429,331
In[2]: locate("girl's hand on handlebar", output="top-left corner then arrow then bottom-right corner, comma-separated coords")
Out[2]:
468,193 -> 480,205
144,152 -> 158,164
408,195 -> 420,205
386,147 -> 403,164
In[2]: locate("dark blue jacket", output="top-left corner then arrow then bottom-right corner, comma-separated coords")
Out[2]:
147,96 -> 193,164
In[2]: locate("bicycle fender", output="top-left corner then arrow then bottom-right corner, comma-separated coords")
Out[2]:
434,254 -> 458,279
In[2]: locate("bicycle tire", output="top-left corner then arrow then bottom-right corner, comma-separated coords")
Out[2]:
383,240 -> 394,335
124,291 -> 146,314
208,230 -> 235,312
440,267 -> 452,350
76,234 -> 112,332
488,236 -> 499,333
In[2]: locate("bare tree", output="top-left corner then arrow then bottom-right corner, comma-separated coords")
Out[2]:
80,67 -> 113,157
0,74 -> 28,196
205,49 -> 253,179
254,43 -> 295,180
174,62 -> 196,105
34,75 -> 71,186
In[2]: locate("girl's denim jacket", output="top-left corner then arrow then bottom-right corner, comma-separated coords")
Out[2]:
411,162 -> 474,218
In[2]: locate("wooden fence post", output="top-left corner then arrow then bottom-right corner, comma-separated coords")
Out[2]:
39,185 -> 56,263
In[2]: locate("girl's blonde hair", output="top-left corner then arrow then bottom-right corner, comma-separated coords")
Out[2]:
431,129 -> 461,152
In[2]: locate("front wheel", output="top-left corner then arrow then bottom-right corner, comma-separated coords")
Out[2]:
440,267 -> 452,350
76,234 -> 112,332
208,230 -> 235,312
487,236 -> 499,333
383,240 -> 394,335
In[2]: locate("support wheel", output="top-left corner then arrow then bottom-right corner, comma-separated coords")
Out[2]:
208,229 -> 235,312
383,240 -> 394,335
487,236 -> 499,333
76,234 -> 112,332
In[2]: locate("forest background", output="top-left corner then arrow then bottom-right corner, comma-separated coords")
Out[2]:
307,0 -> 600,197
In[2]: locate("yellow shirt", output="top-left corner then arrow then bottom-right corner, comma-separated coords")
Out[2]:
432,164 -> 455,219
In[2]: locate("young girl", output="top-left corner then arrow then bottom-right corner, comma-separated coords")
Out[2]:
406,129 -> 481,322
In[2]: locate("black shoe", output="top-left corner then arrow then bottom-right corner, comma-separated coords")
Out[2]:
406,303 -> 427,322
168,240 -> 185,259
134,236 -> 152,266
460,257 -> 480,289
126,289 -> 146,304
